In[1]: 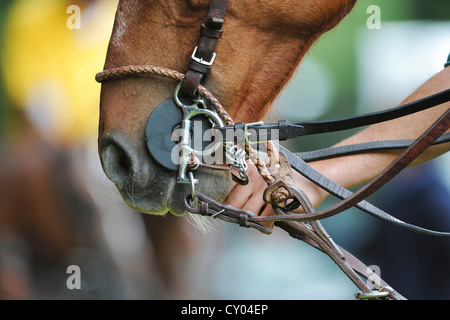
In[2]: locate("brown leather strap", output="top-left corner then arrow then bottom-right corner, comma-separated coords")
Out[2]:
179,0 -> 229,98
254,107 -> 450,228
183,192 -> 273,234
190,185 -> 406,299
184,107 -> 449,299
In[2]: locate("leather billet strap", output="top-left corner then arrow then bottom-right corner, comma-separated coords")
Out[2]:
217,88 -> 450,142
183,193 -> 273,235
273,185 -> 406,300
186,107 -> 450,238
264,108 -> 450,237
187,184 -> 406,299
296,132 -> 450,162
179,0 -> 229,98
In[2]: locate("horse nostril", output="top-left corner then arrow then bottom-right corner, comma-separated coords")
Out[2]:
100,133 -> 138,186
104,144 -> 131,182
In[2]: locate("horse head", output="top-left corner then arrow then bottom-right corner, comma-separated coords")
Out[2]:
98,0 -> 357,216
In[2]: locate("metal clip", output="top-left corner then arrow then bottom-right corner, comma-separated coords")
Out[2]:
174,83 -> 224,184
187,172 -> 199,209
225,142 -> 249,183
244,121 -> 265,145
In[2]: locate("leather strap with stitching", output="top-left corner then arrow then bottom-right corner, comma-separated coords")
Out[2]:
179,0 -> 229,98
217,88 -> 450,141
296,132 -> 450,162
186,107 -> 450,238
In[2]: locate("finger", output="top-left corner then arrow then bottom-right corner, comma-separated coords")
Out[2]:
229,179 -> 238,191
258,203 -> 276,229
225,161 -> 263,208
240,176 -> 270,213
241,192 -> 266,215
225,183 -> 253,208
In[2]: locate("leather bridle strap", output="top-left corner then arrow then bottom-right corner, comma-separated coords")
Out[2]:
187,184 -> 407,299
218,88 -> 450,141
296,132 -> 450,162
189,107 -> 450,237
96,66 -> 450,238
270,107 -> 450,227
179,0 -> 229,98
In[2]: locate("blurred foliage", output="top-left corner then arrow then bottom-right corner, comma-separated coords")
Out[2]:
0,0 -> 117,145
291,0 -> 450,151
411,0 -> 450,20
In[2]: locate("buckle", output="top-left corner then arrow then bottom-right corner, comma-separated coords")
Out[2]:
191,46 -> 216,66
244,122 -> 265,144
263,179 -> 294,210
355,290 -> 390,300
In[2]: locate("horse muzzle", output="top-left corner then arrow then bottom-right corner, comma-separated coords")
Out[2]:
99,130 -> 231,215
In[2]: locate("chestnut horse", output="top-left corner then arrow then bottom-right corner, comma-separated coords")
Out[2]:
98,0 -> 357,216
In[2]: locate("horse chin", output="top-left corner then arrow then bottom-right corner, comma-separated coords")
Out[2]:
116,186 -> 170,216
100,132 -> 232,216
167,167 -> 233,215
113,167 -> 232,217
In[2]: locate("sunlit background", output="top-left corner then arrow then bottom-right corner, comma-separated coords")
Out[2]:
0,0 -> 449,300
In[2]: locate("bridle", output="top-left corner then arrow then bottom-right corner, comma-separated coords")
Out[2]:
96,0 -> 450,300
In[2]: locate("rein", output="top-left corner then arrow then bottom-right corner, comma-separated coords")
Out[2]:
96,0 -> 450,300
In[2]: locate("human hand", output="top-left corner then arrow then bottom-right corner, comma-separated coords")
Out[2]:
225,160 -> 328,229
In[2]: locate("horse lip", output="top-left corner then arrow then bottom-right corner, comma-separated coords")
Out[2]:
100,132 -> 231,216
167,167 -> 233,216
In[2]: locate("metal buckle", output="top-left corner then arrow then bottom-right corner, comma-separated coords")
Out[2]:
191,46 -> 216,66
174,84 -> 224,184
244,122 -> 265,145
188,172 -> 198,206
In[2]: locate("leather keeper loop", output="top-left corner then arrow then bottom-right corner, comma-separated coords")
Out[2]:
200,201 -> 209,216
233,122 -> 245,142
200,23 -> 224,39
278,120 -> 289,141
205,17 -> 224,29
180,71 -> 203,97
238,214 -> 249,228
187,60 -> 211,75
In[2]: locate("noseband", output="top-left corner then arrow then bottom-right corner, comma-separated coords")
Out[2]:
96,0 -> 450,299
